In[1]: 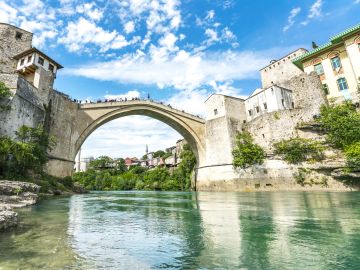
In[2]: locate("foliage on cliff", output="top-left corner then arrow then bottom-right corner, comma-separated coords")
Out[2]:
274,138 -> 325,164
0,82 -> 12,99
0,125 -> 56,177
317,102 -> 360,171
73,144 -> 196,191
232,132 -> 266,168
0,81 -> 12,110
317,102 -> 360,149
345,142 -> 360,172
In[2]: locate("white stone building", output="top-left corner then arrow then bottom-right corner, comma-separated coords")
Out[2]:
75,156 -> 94,172
245,85 -> 294,121
260,48 -> 308,89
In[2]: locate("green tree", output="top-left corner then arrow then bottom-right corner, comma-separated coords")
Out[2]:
153,150 -> 166,158
143,167 -> 170,190
89,156 -> 114,169
274,138 -> 325,164
0,81 -> 12,110
176,144 -> 196,190
0,82 -> 12,99
114,158 -> 127,173
232,132 -> 266,169
317,102 -> 360,149
0,125 -> 56,177
345,142 -> 360,172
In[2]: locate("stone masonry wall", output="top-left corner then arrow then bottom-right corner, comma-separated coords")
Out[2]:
0,77 -> 45,139
0,23 -> 32,74
245,72 -> 327,151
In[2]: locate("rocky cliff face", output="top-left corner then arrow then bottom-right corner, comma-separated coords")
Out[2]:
0,181 -> 40,230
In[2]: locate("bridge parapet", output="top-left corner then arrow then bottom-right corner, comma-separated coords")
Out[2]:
79,100 -> 205,123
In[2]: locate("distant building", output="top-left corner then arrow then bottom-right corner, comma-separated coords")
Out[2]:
293,23 -> 360,102
260,48 -> 308,89
75,156 -> 94,172
245,85 -> 294,121
125,157 -> 140,169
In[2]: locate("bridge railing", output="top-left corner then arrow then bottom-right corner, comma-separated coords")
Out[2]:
77,97 -> 204,120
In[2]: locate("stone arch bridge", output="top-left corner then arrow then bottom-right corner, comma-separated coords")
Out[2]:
46,94 -> 244,190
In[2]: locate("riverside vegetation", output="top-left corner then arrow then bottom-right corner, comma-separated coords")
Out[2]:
73,144 -> 197,191
232,101 -> 360,184
0,82 -> 76,194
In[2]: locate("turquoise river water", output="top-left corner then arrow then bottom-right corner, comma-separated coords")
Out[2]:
0,191 -> 360,270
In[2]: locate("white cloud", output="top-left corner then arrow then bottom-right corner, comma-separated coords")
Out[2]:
62,48 -> 276,94
283,7 -> 301,32
308,0 -> 323,19
0,2 -> 18,23
301,0 -> 323,26
159,32 -> 178,51
76,2 -> 103,22
205,10 -> 215,20
204,28 -> 219,45
80,116 -> 182,158
104,90 -> 140,100
124,21 -> 135,34
58,17 -> 130,52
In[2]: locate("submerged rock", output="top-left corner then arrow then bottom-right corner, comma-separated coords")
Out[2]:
0,180 -> 40,231
0,206 -> 18,230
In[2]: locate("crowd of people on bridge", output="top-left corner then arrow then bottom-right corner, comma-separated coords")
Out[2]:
65,94 -> 200,118
72,96 -> 142,104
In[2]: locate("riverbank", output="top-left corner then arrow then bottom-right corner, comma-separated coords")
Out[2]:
0,180 -> 40,230
0,180 -> 87,231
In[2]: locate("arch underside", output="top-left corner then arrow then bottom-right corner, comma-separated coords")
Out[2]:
73,106 -> 205,165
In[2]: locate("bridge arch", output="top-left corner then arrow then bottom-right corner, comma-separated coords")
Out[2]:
72,101 -> 206,166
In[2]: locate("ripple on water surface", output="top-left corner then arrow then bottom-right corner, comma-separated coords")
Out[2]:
1,191 -> 360,269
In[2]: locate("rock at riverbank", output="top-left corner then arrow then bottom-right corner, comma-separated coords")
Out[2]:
0,180 -> 40,231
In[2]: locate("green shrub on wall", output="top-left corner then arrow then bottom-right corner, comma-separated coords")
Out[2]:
0,125 -> 56,177
345,142 -> 360,172
0,81 -> 12,110
317,102 -> 360,149
274,138 -> 325,164
232,132 -> 266,168
0,82 -> 12,99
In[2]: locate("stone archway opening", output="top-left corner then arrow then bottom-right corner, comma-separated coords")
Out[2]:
75,115 -> 185,168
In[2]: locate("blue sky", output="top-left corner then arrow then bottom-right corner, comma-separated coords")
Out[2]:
1,0 -> 360,158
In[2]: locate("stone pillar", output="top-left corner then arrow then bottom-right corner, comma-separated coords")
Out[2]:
196,94 -> 247,189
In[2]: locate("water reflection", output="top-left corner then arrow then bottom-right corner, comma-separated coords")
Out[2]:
1,191 -> 360,269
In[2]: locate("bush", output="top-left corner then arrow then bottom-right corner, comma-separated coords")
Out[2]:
317,103 -> 360,149
58,176 -> 74,188
232,132 -> 266,168
274,138 -> 325,164
0,82 -> 12,99
345,142 -> 360,172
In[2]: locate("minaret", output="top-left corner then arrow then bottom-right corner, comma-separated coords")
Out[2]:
146,144 -> 148,154
77,148 -> 81,172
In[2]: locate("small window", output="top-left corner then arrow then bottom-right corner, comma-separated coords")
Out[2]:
20,58 -> 25,66
27,55 -> 32,63
281,99 -> 285,107
314,63 -> 324,75
331,56 -> 341,70
291,102 -> 295,109
49,64 -> 54,72
15,31 -> 22,39
256,106 -> 260,113
38,57 -> 44,66
322,84 -> 329,95
263,103 -> 267,110
337,78 -> 348,91
248,110 -> 253,116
